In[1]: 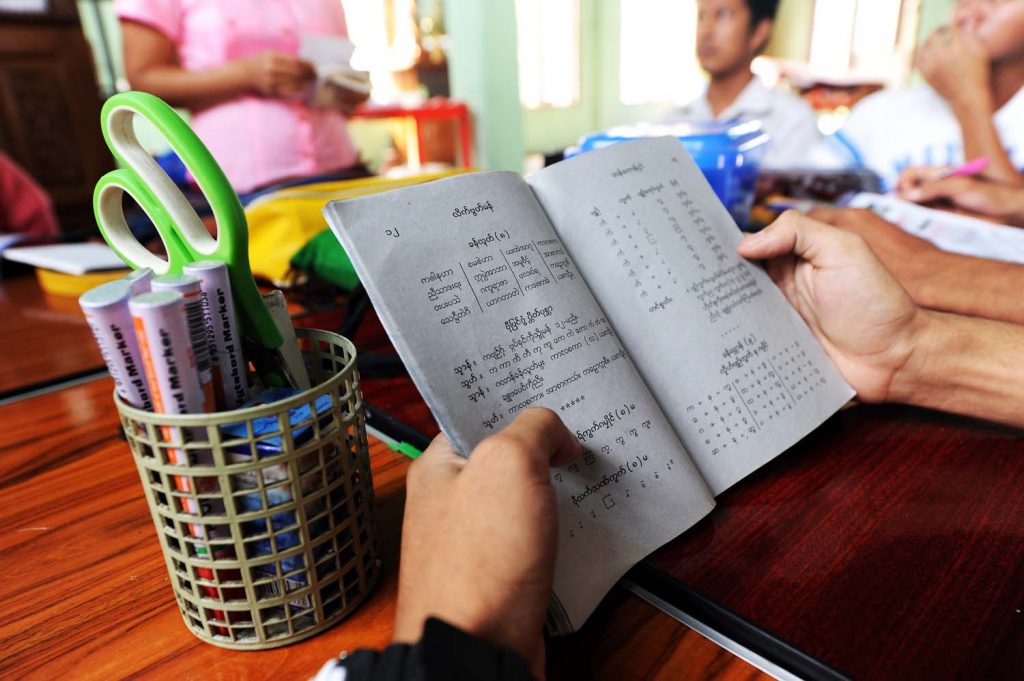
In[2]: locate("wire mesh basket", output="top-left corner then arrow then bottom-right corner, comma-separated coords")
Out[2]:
115,328 -> 377,650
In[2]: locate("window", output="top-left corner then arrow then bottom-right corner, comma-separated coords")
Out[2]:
515,0 -> 580,109
809,0 -> 919,87
341,0 -> 419,103
619,0 -> 702,106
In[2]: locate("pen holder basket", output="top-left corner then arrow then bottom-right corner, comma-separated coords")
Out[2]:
114,328 -> 378,650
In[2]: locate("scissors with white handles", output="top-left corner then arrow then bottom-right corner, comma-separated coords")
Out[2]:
93,91 -> 296,387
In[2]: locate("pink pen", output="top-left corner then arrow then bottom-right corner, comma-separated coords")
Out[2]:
941,157 -> 989,179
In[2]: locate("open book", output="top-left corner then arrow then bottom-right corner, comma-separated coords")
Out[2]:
324,137 -> 854,634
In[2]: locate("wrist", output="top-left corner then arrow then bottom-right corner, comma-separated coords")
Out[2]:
225,57 -> 257,94
886,308 -> 945,405
951,90 -> 994,119
885,311 -> 1024,427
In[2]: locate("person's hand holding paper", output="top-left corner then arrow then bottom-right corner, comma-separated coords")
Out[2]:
299,34 -> 371,115
899,175 -> 1024,226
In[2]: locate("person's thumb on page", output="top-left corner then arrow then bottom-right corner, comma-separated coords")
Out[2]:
737,209 -> 854,264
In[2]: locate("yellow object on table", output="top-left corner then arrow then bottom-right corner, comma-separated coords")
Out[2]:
36,267 -> 132,297
245,169 -> 470,285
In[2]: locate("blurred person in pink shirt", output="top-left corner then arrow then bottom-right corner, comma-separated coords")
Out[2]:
116,0 -> 370,194
0,152 -> 59,239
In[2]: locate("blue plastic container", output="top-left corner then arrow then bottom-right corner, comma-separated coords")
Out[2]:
568,120 -> 770,229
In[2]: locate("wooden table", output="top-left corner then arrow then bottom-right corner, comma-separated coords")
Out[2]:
350,99 -> 473,169
0,275 -> 763,680
0,375 -> 764,680
11,275 -> 1019,679
0,377 -> 409,678
4,271 -> 1022,679
634,405 -> 1024,680
0,274 -> 105,398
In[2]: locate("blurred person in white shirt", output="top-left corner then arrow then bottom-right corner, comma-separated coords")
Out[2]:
670,0 -> 828,169
842,0 -> 1024,191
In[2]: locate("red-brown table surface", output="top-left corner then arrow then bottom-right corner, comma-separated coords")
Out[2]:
639,404 -> 1024,680
0,274 -> 105,396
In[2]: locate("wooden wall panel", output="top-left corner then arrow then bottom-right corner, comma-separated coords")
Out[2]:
0,5 -> 112,235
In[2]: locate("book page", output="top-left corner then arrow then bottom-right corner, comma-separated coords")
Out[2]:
530,137 -> 855,494
2,243 -> 126,275
324,171 -> 714,633
847,192 -> 1024,263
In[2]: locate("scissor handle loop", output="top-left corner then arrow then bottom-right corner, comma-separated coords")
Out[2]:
93,92 -> 282,349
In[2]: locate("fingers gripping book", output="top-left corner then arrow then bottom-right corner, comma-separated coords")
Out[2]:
324,137 -> 854,634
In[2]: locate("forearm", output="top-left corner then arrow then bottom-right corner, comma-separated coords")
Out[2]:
128,63 -> 251,110
953,97 -> 1024,186
889,310 -> 1024,428
909,250 -> 1024,325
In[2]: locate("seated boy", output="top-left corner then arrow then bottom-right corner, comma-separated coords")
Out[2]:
670,0 -> 827,169
841,0 -> 1024,190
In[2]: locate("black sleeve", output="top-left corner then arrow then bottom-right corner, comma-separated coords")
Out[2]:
335,617 -> 534,681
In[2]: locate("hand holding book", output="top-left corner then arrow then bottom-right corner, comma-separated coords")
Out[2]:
739,210 -> 1024,430
393,409 -> 580,680
737,211 -> 920,404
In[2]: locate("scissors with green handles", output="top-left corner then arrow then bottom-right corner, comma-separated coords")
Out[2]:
93,91 -> 294,386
